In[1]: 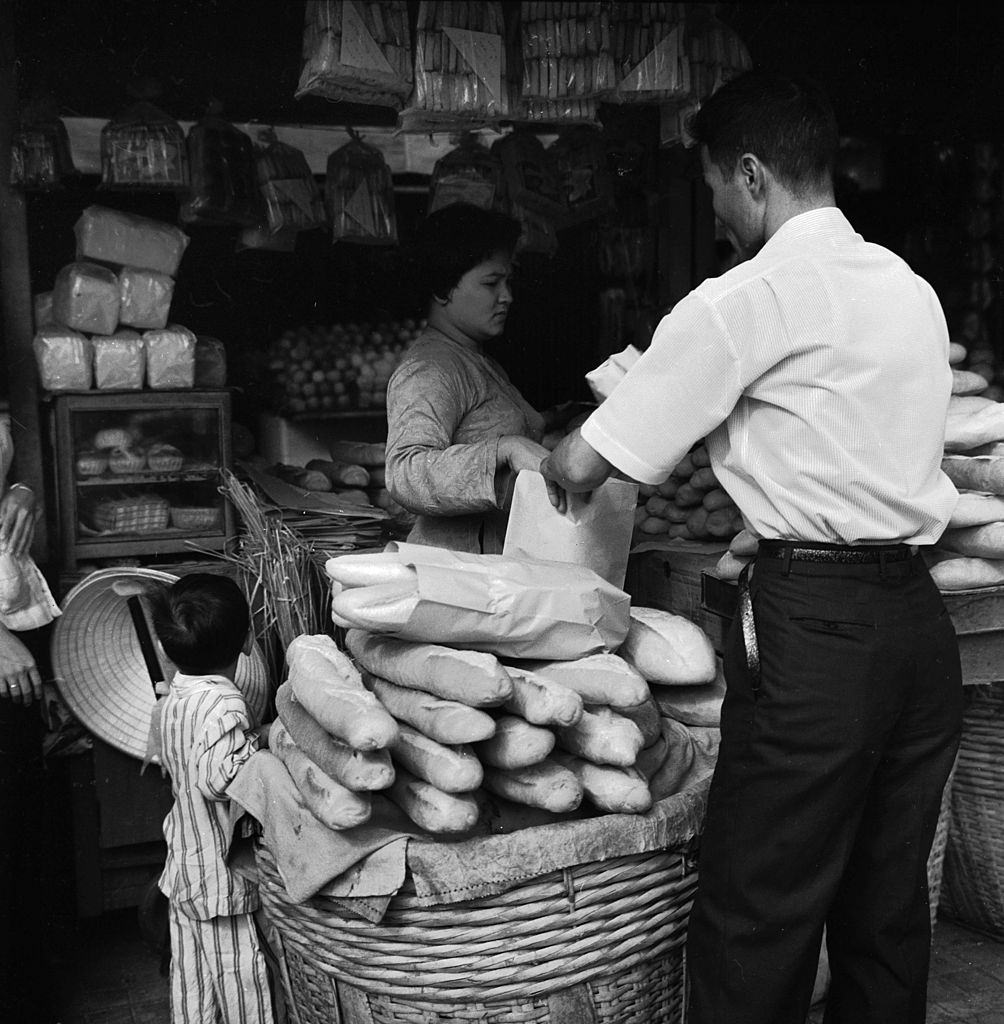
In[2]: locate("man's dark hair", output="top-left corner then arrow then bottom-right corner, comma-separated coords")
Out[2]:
688,70 -> 838,192
409,202 -> 521,304
148,573 -> 249,676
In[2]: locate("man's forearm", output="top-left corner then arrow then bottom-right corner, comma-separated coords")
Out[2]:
541,427 -> 613,493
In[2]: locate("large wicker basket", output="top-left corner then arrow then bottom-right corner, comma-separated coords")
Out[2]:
941,683 -> 1004,937
256,841 -> 697,1024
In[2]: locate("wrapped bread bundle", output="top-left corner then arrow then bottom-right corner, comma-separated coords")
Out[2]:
144,324 -> 196,389
296,0 -> 413,109
51,262 -> 120,336
32,327 -> 93,391
75,205 -> 189,276
92,329 -> 145,390
609,3 -> 691,104
400,1 -> 510,133
181,109 -> 261,227
428,133 -> 504,214
252,130 -> 327,235
99,101 -> 189,191
118,267 -> 174,329
325,131 -> 398,245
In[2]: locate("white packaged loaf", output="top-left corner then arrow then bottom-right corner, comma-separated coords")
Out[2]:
75,205 -> 189,276
51,261 -> 120,336
144,324 -> 196,389
32,327 -> 93,391
118,267 -> 174,329
93,329 -> 145,390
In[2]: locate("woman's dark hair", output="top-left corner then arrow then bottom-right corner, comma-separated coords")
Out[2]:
409,202 -> 521,303
148,573 -> 249,676
688,70 -> 838,193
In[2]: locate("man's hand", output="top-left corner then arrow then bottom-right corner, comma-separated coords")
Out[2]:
540,428 -> 614,514
0,625 -> 42,706
498,435 -> 566,510
0,485 -> 39,559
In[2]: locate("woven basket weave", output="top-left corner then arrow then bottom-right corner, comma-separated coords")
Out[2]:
941,683 -> 1004,938
256,841 -> 696,1024
90,494 -> 169,533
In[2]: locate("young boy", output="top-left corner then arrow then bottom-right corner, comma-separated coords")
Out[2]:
148,573 -> 274,1024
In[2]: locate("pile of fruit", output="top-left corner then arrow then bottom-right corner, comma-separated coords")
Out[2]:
266,319 -> 425,417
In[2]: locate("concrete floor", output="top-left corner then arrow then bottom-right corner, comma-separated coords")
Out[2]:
49,910 -> 1004,1024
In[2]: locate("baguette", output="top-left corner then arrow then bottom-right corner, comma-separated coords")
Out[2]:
331,580 -> 419,631
618,606 -> 717,685
275,683 -> 395,791
482,760 -> 583,813
503,664 -> 584,727
345,629 -> 513,706
941,455 -> 1004,496
939,522 -> 1004,559
269,720 -> 372,830
555,706 -> 645,767
949,491 -> 1004,528
325,551 -> 417,588
519,653 -> 650,708
475,714 -> 555,769
365,672 -> 496,744
389,722 -> 483,792
929,554 -> 1004,590
550,750 -> 652,814
386,767 -> 481,833
609,696 -> 661,748
287,634 -> 399,750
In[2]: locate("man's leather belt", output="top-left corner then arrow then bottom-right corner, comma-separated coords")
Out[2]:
757,542 -> 912,565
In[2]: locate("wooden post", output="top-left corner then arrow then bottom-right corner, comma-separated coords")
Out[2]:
0,2 -> 49,561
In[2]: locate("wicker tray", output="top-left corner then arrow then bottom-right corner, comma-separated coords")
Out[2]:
169,505 -> 221,531
941,683 -> 1004,937
256,842 -> 696,1024
89,495 -> 170,534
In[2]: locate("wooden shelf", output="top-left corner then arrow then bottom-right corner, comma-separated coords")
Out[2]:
76,470 -> 218,487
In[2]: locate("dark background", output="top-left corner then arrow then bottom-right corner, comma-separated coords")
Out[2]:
9,2 -> 1004,413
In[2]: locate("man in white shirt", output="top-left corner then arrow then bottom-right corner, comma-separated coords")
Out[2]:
543,70 -> 962,1024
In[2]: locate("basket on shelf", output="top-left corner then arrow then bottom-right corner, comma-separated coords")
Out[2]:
941,683 -> 1004,938
89,494 -> 170,534
255,841 -> 696,1024
75,450 -> 109,477
108,446 -> 147,474
93,427 -> 135,450
169,506 -> 221,531
146,444 -> 184,472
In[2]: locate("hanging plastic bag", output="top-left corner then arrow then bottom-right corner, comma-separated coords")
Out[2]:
9,98 -> 77,190
180,105 -> 261,227
608,4 -> 691,104
296,0 -> 413,109
428,132 -> 505,213
400,1 -> 511,133
493,130 -> 564,220
325,130 -> 398,245
549,126 -> 615,227
99,100 -> 189,191
253,130 -> 326,235
519,2 -> 616,104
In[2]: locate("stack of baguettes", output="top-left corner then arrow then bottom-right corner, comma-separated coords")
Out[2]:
264,550 -> 721,838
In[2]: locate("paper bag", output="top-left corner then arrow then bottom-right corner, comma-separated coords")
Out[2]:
504,471 -> 639,590
330,543 -> 631,660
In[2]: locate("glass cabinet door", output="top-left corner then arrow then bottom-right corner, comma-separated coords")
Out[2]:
53,391 -> 232,567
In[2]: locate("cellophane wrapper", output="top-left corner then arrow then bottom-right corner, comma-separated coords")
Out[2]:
296,0 -> 413,108
33,327 -> 93,391
99,101 -> 189,191
93,330 -> 145,390
325,135 -> 398,245
51,262 -> 121,336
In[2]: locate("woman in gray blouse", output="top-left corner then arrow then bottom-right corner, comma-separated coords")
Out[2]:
385,203 -> 558,553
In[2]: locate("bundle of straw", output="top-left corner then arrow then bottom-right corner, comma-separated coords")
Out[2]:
215,469 -> 333,681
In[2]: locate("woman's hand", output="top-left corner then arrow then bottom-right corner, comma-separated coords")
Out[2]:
0,484 -> 39,559
0,624 -> 42,706
498,435 -> 567,512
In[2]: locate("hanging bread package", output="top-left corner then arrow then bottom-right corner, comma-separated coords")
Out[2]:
325,130 -> 398,245
296,0 -> 413,109
400,1 -> 512,133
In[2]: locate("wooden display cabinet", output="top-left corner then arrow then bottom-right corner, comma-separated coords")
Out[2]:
48,389 -> 235,574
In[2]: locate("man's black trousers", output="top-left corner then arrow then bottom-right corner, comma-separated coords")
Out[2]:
686,550 -> 963,1024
